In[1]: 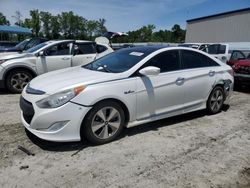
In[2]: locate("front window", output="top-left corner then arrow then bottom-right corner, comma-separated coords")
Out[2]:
26,42 -> 48,53
230,51 -> 246,61
15,39 -> 30,50
45,43 -> 71,56
83,48 -> 151,73
143,50 -> 181,73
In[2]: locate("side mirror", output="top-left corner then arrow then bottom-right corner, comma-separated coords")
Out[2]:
139,66 -> 160,76
38,51 -> 44,57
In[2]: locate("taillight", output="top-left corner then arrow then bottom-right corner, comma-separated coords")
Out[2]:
227,69 -> 234,77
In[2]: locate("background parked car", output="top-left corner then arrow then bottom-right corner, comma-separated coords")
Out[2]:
0,41 -> 18,49
178,43 -> 210,50
227,50 -> 250,86
201,42 -> 250,63
0,38 -> 47,53
0,39 -> 113,93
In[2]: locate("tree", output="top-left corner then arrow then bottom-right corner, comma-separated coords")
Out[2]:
30,10 -> 41,37
12,11 -> 23,26
171,24 -> 185,43
0,12 -> 10,25
50,15 -> 60,39
40,11 -> 52,38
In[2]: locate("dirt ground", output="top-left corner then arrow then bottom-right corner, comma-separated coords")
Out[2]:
0,88 -> 250,188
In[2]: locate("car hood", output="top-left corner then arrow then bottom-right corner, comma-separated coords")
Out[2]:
235,59 -> 250,66
0,52 -> 33,60
28,66 -> 124,94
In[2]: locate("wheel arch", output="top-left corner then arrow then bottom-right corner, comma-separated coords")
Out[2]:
3,66 -> 37,84
82,98 -> 130,127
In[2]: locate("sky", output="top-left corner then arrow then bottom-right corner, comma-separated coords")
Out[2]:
0,0 -> 249,32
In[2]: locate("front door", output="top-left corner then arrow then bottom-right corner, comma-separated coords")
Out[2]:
136,50 -> 185,120
36,42 -> 73,75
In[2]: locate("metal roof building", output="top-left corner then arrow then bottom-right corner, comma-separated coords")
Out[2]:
185,8 -> 250,43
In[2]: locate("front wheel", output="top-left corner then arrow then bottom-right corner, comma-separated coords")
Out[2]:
81,101 -> 125,144
207,86 -> 224,114
6,70 -> 33,93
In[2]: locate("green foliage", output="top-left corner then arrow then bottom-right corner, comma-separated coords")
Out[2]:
30,10 -> 41,37
0,12 -> 10,25
0,11 -> 185,42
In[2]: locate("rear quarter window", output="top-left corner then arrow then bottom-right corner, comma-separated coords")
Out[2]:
181,50 -> 219,69
97,45 -> 108,53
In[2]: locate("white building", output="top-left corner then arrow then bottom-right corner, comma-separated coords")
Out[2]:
185,8 -> 250,43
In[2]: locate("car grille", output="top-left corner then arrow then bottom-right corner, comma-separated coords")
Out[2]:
20,96 -> 34,124
235,66 -> 250,74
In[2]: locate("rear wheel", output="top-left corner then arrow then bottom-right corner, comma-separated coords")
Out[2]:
82,101 -> 125,144
6,70 -> 33,93
207,86 -> 224,114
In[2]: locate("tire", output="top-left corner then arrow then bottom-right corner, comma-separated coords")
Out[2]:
81,101 -> 125,145
6,69 -> 33,93
207,86 -> 224,114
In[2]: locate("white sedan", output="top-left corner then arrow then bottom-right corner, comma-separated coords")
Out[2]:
20,46 -> 234,144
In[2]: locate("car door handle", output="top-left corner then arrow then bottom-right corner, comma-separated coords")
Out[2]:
62,57 -> 70,60
86,56 -> 92,59
176,77 -> 185,85
209,70 -> 215,76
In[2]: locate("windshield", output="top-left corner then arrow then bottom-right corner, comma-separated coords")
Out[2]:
15,39 -> 30,49
83,48 -> 152,73
26,42 -> 48,53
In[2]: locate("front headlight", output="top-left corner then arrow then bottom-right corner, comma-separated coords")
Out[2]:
36,86 -> 85,108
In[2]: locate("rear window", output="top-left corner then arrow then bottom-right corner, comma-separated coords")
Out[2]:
181,50 -> 219,69
97,44 -> 108,53
74,43 -> 96,54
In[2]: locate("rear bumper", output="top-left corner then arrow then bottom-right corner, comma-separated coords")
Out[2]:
224,79 -> 234,104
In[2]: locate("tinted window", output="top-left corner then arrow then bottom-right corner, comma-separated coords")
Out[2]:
26,42 -> 48,53
97,44 -> 108,53
74,43 -> 96,55
202,44 -> 226,54
84,48 -> 152,73
230,51 -> 246,60
181,50 -> 219,69
45,43 -> 70,56
218,45 -> 226,54
145,50 -> 180,73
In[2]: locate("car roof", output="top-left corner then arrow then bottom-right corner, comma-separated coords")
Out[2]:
118,45 -> 169,54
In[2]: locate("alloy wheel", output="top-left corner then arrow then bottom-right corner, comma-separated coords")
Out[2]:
10,73 -> 31,91
210,89 -> 224,112
91,107 -> 121,139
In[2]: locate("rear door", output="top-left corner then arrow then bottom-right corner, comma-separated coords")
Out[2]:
71,42 -> 97,66
179,50 -> 220,112
36,42 -> 73,74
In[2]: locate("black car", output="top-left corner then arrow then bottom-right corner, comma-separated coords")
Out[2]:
0,38 -> 47,53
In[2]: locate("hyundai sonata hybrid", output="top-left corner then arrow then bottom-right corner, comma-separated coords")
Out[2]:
20,46 -> 234,144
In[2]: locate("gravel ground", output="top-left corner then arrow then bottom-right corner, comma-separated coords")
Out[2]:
0,88 -> 250,188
